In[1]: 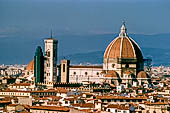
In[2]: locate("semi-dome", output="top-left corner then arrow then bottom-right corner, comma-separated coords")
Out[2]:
104,70 -> 119,78
137,71 -> 149,78
124,70 -> 132,75
104,22 -> 143,60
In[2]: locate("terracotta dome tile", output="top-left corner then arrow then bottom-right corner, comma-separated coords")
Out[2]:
104,23 -> 143,60
26,60 -> 34,71
104,70 -> 119,78
137,71 -> 149,78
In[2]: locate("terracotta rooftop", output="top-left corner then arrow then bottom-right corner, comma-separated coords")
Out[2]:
11,83 -> 30,86
46,96 -> 61,100
107,104 -> 119,108
145,101 -> 169,105
64,97 -> 77,101
20,111 -> 30,113
0,100 -> 11,104
118,106 -> 129,110
30,106 -> 69,112
96,96 -> 147,100
35,97 -> 49,100
71,103 -> 95,108
0,89 -> 30,93
107,104 -> 129,110
32,88 -> 68,93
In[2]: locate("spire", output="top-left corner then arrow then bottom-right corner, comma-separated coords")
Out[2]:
119,21 -> 128,37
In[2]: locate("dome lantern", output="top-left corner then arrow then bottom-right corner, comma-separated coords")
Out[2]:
119,21 -> 128,37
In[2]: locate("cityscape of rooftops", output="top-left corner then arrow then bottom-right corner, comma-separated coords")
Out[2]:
0,0 -> 170,113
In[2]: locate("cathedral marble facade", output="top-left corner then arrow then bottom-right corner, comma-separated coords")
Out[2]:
25,22 -> 151,87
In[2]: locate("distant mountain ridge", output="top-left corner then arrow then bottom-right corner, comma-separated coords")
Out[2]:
60,47 -> 170,66
0,33 -> 170,66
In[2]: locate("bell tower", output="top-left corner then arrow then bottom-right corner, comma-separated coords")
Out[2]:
44,35 -> 58,83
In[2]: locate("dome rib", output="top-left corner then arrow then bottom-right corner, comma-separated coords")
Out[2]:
129,37 -> 142,53
129,37 -> 143,59
126,37 -> 136,58
104,40 -> 114,58
120,37 -> 123,58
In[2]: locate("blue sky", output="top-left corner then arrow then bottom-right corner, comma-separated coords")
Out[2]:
0,0 -> 170,64
0,0 -> 170,37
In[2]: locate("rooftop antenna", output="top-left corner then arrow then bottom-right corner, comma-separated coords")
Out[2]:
122,20 -> 125,25
50,29 -> 53,39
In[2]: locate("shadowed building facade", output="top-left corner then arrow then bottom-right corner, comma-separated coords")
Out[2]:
34,46 -> 44,83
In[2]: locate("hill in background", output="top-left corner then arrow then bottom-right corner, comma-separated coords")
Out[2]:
0,33 -> 170,66
61,47 -> 170,66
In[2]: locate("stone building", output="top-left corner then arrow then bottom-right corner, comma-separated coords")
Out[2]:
25,22 -> 151,87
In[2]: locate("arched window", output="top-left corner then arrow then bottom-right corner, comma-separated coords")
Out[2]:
47,51 -> 50,57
